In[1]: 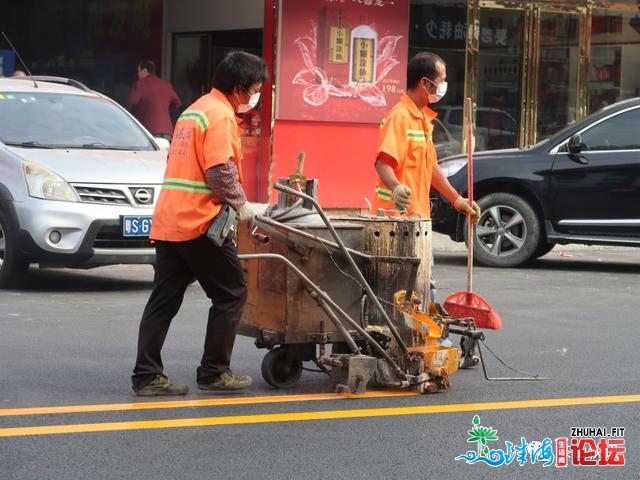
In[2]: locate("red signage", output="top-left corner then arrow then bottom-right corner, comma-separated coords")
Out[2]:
276,0 -> 409,123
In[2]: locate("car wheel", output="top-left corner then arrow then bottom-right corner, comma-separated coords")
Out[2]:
467,193 -> 541,268
0,210 -> 28,288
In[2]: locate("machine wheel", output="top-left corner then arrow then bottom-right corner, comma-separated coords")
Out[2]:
261,347 -> 303,389
0,209 -> 28,289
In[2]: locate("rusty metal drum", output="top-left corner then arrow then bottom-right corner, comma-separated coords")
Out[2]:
337,216 -> 432,342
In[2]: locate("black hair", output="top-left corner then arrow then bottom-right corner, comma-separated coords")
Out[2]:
138,60 -> 156,75
212,51 -> 268,95
407,52 -> 445,89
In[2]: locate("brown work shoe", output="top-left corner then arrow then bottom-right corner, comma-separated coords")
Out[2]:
198,372 -> 252,391
134,374 -> 189,396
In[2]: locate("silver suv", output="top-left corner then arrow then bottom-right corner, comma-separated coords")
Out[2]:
0,76 -> 168,288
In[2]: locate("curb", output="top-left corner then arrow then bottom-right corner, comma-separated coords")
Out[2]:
432,232 -> 635,253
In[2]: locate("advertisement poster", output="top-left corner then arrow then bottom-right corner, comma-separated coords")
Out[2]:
276,0 -> 409,123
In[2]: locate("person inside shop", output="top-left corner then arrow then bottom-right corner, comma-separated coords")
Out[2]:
131,51 -> 268,396
371,51 -> 481,303
125,59 -> 181,141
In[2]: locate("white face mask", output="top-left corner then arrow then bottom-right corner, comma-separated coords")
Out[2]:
424,78 -> 447,103
247,92 -> 261,109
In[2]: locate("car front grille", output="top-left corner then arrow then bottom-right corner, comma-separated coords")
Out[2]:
75,186 -> 129,204
72,184 -> 155,206
93,225 -> 152,249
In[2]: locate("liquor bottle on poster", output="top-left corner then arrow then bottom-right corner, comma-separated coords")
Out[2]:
349,23 -> 377,87
317,8 -> 350,86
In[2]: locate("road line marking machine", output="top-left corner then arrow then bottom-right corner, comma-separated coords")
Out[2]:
237,173 -> 487,395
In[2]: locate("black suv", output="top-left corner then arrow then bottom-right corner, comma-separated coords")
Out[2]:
431,97 -> 640,267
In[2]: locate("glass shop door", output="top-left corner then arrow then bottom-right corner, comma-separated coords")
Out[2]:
469,2 -> 584,149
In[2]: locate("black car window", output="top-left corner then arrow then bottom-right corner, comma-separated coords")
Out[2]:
579,107 -> 640,151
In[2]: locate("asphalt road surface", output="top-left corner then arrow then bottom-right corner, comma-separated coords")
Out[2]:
1,245 -> 639,479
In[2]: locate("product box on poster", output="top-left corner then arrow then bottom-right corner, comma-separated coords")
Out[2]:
276,0 -> 409,124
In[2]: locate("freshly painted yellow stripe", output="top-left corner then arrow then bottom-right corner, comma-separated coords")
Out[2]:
1,394 -> 638,438
0,391 -> 415,417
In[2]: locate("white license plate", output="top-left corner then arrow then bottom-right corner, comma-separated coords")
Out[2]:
122,215 -> 152,237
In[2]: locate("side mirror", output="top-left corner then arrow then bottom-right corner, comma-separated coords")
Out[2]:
154,137 -> 171,151
567,133 -> 582,154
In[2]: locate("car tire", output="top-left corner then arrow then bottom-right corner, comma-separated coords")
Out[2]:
466,193 -> 541,268
0,209 -> 28,288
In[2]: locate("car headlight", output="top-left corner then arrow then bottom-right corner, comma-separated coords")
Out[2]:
439,157 -> 467,178
23,162 -> 79,202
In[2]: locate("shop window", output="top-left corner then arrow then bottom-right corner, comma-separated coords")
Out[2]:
589,45 -> 621,113
409,1 -> 467,148
536,12 -> 579,141
476,8 -> 523,151
588,9 -> 640,114
171,29 -> 262,112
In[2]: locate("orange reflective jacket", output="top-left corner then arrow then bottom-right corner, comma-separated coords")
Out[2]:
150,89 -> 243,241
371,94 -> 438,218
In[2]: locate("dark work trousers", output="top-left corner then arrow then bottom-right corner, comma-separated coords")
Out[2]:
131,234 -> 247,390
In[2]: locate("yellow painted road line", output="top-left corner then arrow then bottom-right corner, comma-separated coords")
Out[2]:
1,394 -> 638,438
0,390 -> 416,417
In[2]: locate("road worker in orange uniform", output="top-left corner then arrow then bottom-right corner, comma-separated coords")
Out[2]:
373,51 -> 480,219
131,51 -> 268,396
372,52 -> 480,303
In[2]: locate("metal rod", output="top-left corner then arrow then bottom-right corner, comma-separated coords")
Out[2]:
1,32 -> 35,80
312,293 -> 360,354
